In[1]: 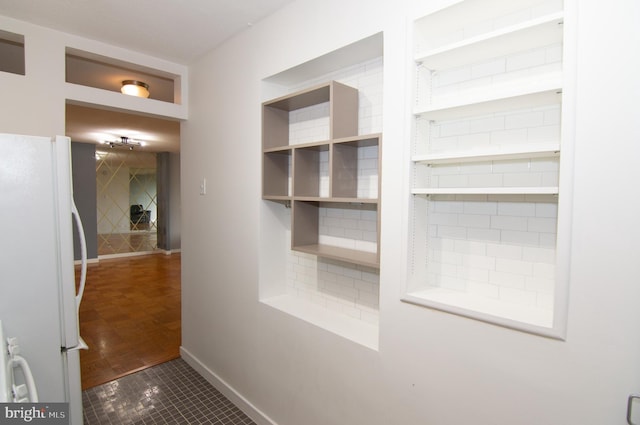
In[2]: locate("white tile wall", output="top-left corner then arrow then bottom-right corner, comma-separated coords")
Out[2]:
415,42 -> 563,112
289,103 -> 330,145
424,195 -> 557,310
415,104 -> 561,156
311,145 -> 378,199
358,145 -> 379,199
318,205 -> 378,253
419,157 -> 558,190
278,57 -> 383,325
287,250 -> 380,325
289,56 -> 384,139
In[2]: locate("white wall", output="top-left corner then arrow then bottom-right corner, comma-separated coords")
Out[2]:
0,16 -> 187,138
0,18 -> 65,137
181,0 -> 640,424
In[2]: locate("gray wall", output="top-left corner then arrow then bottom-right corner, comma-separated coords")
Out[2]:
157,151 -> 181,251
169,152 -> 181,250
71,141 -> 98,260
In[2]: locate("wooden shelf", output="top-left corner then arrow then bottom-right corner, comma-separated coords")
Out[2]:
263,81 -> 381,268
415,12 -> 564,70
414,77 -> 562,121
412,186 -> 559,196
264,82 -> 332,111
292,244 -> 379,269
412,143 -> 560,165
333,133 -> 381,147
292,196 -> 378,204
263,146 -> 294,154
262,195 -> 291,203
262,80 -> 358,150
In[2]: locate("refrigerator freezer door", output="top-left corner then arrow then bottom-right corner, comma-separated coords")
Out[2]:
0,134 -> 83,420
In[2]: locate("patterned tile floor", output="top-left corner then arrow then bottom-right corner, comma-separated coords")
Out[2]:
82,358 -> 256,425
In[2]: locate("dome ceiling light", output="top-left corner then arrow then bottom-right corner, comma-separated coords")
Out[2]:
121,80 -> 150,98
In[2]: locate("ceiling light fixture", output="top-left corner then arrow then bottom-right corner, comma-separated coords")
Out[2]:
121,80 -> 150,98
105,136 -> 142,150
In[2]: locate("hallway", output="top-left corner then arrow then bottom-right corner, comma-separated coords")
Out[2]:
78,253 -> 181,389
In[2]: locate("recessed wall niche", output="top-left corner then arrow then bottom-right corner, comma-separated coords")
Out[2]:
404,0 -> 575,339
259,33 -> 383,350
65,48 -> 178,103
0,29 -> 25,75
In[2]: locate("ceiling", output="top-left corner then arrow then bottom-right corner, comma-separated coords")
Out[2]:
0,0 -> 294,64
0,0 -> 296,153
65,104 -> 182,153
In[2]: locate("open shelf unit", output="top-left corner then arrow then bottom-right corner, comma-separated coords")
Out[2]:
262,81 -> 382,268
406,0 -> 569,337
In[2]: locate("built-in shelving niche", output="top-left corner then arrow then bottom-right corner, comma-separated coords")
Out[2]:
0,29 -> 25,76
404,0 -> 575,339
259,33 -> 383,350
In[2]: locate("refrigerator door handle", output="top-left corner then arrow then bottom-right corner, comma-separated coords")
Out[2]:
70,201 -> 89,351
8,354 -> 39,402
71,202 -> 87,308
64,336 -> 89,352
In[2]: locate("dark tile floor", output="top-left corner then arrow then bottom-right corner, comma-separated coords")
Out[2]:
82,358 -> 257,425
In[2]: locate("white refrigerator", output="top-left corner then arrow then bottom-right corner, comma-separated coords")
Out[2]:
0,133 -> 88,424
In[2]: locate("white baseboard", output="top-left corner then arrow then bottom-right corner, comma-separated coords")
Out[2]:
180,346 -> 278,425
98,250 -> 158,260
74,257 -> 99,266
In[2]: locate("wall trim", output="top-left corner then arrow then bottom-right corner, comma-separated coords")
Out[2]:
74,257 -> 99,265
74,249 -> 182,265
180,347 -> 279,425
97,250 -> 158,261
